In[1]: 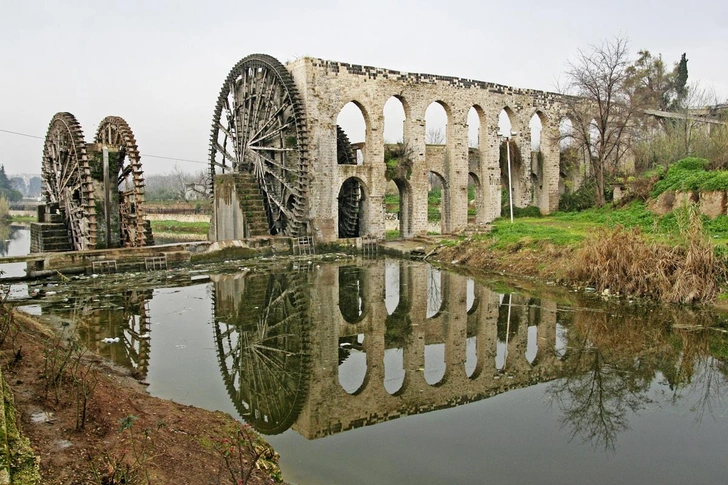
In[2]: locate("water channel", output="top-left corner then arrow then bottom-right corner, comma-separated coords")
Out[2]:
3,227 -> 728,484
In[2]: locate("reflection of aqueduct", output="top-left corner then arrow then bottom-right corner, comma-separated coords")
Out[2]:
298,261 -> 564,439
209,55 -> 572,242
211,260 -> 566,438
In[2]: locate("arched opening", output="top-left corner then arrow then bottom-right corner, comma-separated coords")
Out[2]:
383,96 -> 406,144
467,106 -> 483,148
338,333 -> 367,394
559,116 -> 584,196
530,112 -> 546,207
336,101 -> 367,165
425,102 -> 448,144
384,177 -> 413,239
498,108 -> 527,213
428,171 -> 447,234
338,266 -> 367,323
338,177 -> 367,238
467,173 -> 480,224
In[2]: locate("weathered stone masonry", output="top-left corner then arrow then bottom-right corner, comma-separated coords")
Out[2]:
286,57 -> 571,242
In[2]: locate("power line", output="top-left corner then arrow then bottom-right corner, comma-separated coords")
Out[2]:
141,153 -> 207,165
1,127 -> 208,165
0,128 -> 43,139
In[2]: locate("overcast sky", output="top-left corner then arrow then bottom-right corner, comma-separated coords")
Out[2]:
1,0 -> 726,176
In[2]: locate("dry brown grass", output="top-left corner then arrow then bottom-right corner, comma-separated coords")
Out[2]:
568,205 -> 723,303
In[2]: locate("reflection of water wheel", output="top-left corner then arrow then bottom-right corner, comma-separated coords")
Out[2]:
213,272 -> 310,435
42,112 -> 97,250
95,116 -> 152,247
208,54 -> 309,236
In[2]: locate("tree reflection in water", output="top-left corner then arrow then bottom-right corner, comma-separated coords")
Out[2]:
549,304 -> 728,451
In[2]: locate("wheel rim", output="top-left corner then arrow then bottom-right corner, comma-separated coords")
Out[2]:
95,116 -> 149,247
213,271 -> 310,435
209,54 -> 309,236
42,112 -> 96,250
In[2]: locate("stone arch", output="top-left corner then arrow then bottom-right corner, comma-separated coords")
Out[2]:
386,177 -> 414,238
338,177 -> 368,238
425,101 -> 451,145
498,107 -> 529,211
383,96 -> 408,144
338,266 -> 368,324
336,100 -> 370,165
467,105 -> 486,148
428,170 -> 449,234
529,111 -> 547,211
558,116 -> 585,196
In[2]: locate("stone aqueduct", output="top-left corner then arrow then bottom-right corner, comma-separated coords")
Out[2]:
210,54 -> 573,243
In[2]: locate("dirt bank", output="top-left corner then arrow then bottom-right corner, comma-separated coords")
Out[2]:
1,311 -> 282,485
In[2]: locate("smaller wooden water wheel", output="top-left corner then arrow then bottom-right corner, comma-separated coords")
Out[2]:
41,112 -> 97,250
94,116 -> 151,247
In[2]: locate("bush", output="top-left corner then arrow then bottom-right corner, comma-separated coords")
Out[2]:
649,157 -> 728,197
569,205 -> 724,303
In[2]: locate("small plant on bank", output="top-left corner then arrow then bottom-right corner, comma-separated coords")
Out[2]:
89,415 -> 159,485
202,423 -> 282,484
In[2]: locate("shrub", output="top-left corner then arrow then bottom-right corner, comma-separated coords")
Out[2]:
569,204 -> 724,303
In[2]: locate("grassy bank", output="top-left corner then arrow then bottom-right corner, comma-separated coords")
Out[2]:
149,219 -> 209,235
435,201 -> 728,304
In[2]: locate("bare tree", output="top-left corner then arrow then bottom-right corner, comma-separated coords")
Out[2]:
561,36 -> 639,207
426,127 -> 445,145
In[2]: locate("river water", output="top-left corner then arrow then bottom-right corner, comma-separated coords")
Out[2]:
3,228 -> 728,484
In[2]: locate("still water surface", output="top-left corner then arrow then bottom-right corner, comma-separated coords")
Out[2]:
5,235 -> 728,484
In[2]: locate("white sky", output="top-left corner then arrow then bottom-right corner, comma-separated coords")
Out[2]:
1,0 -> 726,176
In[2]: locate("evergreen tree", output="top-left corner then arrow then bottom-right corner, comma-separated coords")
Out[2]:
671,53 -> 689,110
0,165 -> 23,202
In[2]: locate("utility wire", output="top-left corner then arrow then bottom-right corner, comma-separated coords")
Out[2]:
0,128 -> 43,139
1,127 -> 207,165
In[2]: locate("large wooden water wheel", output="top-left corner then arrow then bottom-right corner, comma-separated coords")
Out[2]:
94,116 -> 151,247
41,112 -> 97,250
208,54 -> 309,236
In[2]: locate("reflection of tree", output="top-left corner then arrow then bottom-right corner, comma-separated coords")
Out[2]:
0,223 -> 18,256
549,331 -> 649,451
426,266 -> 442,318
550,305 -> 728,451
213,271 -> 310,435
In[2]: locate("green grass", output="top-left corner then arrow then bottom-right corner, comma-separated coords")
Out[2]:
10,215 -> 36,223
480,201 -> 728,250
150,220 -> 209,234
